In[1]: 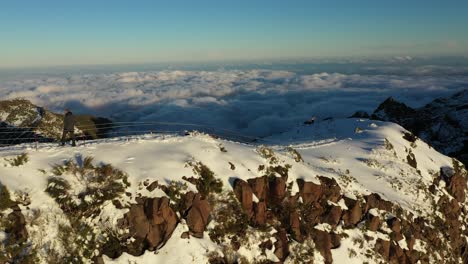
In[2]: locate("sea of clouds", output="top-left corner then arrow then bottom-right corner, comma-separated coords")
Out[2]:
1,68 -> 467,137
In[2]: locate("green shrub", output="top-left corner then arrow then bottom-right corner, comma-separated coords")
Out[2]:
45,156 -> 130,218
0,184 -> 15,210
184,161 -> 223,197
4,153 -> 29,167
208,192 -> 249,244
287,147 -> 303,163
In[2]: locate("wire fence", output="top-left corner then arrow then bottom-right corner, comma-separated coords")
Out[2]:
0,121 -> 265,149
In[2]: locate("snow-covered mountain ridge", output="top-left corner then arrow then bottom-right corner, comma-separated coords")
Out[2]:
0,118 -> 467,263
370,89 -> 468,166
0,99 -> 113,145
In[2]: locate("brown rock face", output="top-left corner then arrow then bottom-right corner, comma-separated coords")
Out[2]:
330,232 -> 341,249
365,193 -> 393,212
289,210 -> 303,242
389,242 -> 405,263
318,176 -> 342,203
323,205 -> 342,228
233,179 -> 254,218
274,228 -> 290,262
375,238 -> 391,260
312,230 -> 333,264
144,197 -> 178,249
342,198 -> 363,227
446,173 -> 466,203
297,179 -> 322,204
248,176 -> 269,202
125,204 -> 150,241
367,215 -> 381,231
119,197 -> 178,255
269,176 -> 287,204
253,201 -> 267,226
186,194 -> 211,238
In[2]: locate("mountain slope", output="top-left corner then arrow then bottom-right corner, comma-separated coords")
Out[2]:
371,89 -> 468,165
0,119 -> 467,263
0,99 -> 113,145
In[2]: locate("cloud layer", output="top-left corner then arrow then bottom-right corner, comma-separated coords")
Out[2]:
1,70 -> 466,137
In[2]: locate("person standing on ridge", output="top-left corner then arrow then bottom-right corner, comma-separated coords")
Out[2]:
61,109 -> 76,146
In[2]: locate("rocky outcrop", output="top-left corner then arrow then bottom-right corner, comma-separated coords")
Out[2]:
185,192 -> 212,238
370,90 -> 468,166
0,99 -> 113,145
117,197 -> 177,255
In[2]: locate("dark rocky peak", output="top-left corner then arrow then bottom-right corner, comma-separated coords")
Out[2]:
371,97 -> 416,122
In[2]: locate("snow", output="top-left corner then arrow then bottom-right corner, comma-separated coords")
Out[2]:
0,118 -> 457,263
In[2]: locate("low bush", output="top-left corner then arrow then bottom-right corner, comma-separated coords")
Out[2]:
4,153 -> 29,167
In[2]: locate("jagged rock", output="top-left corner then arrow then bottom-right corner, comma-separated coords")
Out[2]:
289,210 -> 303,242
118,197 -> 178,255
268,176 -> 287,204
144,197 -> 178,249
318,176 -> 341,203
253,201 -> 267,226
389,242 -> 405,263
330,232 -> 341,249
365,193 -> 393,212
375,238 -> 391,260
323,205 -> 342,227
349,110 -> 370,118
371,90 -> 468,166
342,198 -> 363,227
233,179 -> 254,218
367,215 -> 381,231
297,179 -> 322,204
312,230 -> 333,264
274,228 -> 290,262
387,218 -> 403,242
442,167 -> 466,203
180,231 -> 190,239
248,176 -> 269,202
372,97 -> 416,123
124,204 -> 150,240
406,236 -> 416,251
186,194 -> 211,238
146,181 -> 159,192
259,239 -> 273,252
405,250 -> 422,264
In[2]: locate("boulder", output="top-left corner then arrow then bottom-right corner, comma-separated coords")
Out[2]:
446,171 -> 466,203
318,176 -> 341,203
289,210 -> 303,242
269,176 -> 287,204
118,197 -> 178,255
186,193 -> 211,238
253,201 -> 267,226
297,179 -> 322,204
330,232 -> 341,249
323,205 -> 342,228
365,193 -> 393,212
367,215 -> 381,232
144,197 -> 178,249
389,242 -> 405,263
125,204 -> 150,240
342,198 -> 363,227
273,228 -> 290,262
233,179 -> 254,218
248,176 -> 269,202
312,230 -> 333,264
375,238 -> 391,260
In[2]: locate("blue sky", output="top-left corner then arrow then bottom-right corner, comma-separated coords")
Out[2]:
1,0 -> 467,68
